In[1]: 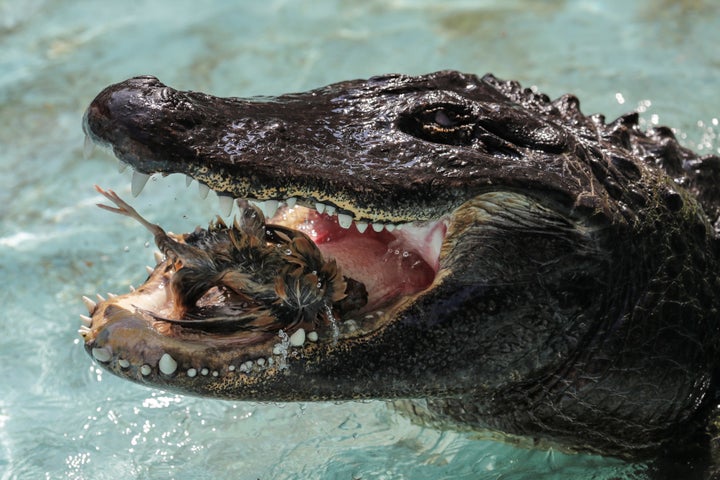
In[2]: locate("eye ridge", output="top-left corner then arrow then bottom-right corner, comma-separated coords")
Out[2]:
396,104 -> 476,145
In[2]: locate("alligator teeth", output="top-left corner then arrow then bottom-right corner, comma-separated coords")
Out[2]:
185,175 -> 193,187
385,224 -> 396,232
82,295 -> 97,314
92,347 -> 112,362
131,171 -> 150,197
83,134 -> 96,159
198,182 -> 210,199
355,221 -> 368,233
217,193 -> 234,217
96,293 -> 106,302
285,197 -> 297,208
289,328 -> 306,347
251,199 -> 279,219
118,160 -> 129,173
337,213 -> 352,229
325,205 -> 336,216
264,200 -> 279,218
153,251 -> 164,264
79,314 -> 92,327
372,223 -> 384,232
428,226 -> 444,269
159,353 -> 178,375
315,202 -> 326,214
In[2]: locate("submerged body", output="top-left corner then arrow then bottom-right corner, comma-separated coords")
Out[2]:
81,72 -> 720,471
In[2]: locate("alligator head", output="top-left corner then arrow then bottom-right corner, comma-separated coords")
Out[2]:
80,71 -> 720,459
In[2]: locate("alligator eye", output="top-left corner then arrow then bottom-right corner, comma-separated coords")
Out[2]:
434,109 -> 454,128
397,104 -> 476,146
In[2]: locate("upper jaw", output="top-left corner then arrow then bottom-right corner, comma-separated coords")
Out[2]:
82,75 -> 479,224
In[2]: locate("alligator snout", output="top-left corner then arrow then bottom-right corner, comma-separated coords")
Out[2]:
83,76 -> 169,145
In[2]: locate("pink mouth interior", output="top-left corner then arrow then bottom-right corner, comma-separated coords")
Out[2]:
272,208 -> 445,310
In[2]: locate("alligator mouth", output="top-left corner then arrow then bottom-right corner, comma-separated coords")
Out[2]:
81,172 -> 447,389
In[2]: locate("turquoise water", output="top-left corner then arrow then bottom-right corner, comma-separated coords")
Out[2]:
1,1 -> 718,478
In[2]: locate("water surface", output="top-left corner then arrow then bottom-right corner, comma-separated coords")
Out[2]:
1,1 -> 718,478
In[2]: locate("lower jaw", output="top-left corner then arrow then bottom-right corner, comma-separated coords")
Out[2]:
82,203 -> 448,387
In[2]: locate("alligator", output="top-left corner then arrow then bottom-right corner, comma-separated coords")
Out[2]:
80,71 -> 720,476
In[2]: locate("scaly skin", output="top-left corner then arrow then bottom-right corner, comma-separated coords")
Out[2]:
81,72 -> 720,472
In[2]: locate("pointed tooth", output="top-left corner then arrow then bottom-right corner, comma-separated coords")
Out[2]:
338,213 -> 352,229
131,171 -> 150,197
325,205 -> 336,216
315,202 -> 326,214
285,197 -> 297,208
289,328 -> 306,347
79,325 -> 91,335
159,353 -> 178,375
83,134 -> 96,159
263,200 -> 279,218
355,221 -> 368,233
118,160 -> 128,173
198,182 -> 210,199
91,347 -> 112,362
96,293 -> 106,302
129,285 -> 136,292
385,224 -> 396,232
146,265 -> 154,274
248,199 -> 267,217
372,223 -> 384,232
79,314 -> 92,327
185,175 -> 193,187
106,292 -> 117,298
218,194 -> 234,217
153,251 -> 164,264
428,226 -> 444,270
82,295 -> 97,314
